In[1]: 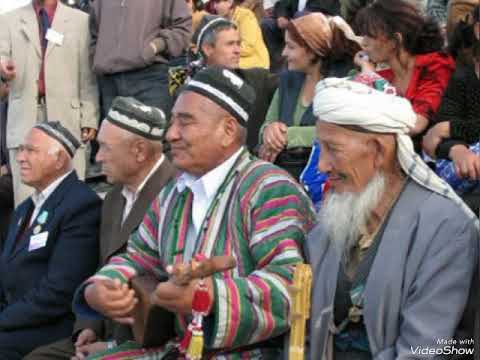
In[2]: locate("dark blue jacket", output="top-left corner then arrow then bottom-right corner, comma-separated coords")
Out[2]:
0,171 -> 101,358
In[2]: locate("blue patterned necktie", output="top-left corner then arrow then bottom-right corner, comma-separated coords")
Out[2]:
39,8 -> 50,52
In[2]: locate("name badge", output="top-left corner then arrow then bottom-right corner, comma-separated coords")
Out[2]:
29,232 -> 49,251
45,29 -> 64,46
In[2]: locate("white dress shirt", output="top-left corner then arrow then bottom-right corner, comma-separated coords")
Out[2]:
30,170 -> 73,226
121,154 -> 165,225
176,147 -> 244,261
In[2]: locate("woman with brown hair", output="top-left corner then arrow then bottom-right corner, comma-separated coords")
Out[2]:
258,12 -> 362,179
354,0 -> 455,140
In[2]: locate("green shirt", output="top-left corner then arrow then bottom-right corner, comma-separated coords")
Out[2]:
259,89 -> 315,149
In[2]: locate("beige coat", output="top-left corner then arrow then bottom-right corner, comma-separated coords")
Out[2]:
0,2 -> 99,148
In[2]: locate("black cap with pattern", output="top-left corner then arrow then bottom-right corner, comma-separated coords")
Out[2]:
182,66 -> 256,126
34,121 -> 81,158
192,15 -> 237,52
105,97 -> 167,140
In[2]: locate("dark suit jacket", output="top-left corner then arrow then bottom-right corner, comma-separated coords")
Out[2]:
0,171 -> 101,356
74,158 -> 176,343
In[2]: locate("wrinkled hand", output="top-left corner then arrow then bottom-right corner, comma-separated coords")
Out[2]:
263,121 -> 287,154
71,341 -> 108,360
277,16 -> 289,29
84,279 -> 138,325
151,276 -> 214,315
81,128 -> 97,143
450,145 -> 480,180
151,255 -> 235,314
353,51 -> 375,72
0,60 -> 15,82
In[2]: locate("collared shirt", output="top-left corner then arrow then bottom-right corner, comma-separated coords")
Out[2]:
30,170 -> 72,226
176,147 -> 244,260
121,154 -> 165,225
32,0 -> 58,97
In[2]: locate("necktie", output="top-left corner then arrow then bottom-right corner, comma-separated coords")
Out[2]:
16,201 -> 34,244
39,8 -> 50,52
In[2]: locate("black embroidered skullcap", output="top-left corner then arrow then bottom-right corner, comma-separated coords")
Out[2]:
192,15 -> 237,52
182,66 -> 256,126
105,97 -> 167,140
34,121 -> 81,158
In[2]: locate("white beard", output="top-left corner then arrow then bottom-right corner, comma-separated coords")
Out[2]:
317,173 -> 386,256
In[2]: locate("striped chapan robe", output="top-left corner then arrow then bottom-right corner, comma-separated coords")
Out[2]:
75,149 -> 316,359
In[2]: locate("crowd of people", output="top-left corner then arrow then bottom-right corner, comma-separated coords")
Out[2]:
0,0 -> 479,359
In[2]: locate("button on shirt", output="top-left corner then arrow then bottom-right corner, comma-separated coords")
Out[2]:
30,170 -> 73,226
121,155 -> 165,225
176,147 -> 244,261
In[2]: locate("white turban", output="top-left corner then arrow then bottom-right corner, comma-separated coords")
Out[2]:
313,77 -> 478,224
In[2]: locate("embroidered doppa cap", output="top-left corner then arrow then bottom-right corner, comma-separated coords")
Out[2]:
105,97 -> 167,140
182,66 -> 255,126
192,15 -> 236,51
34,121 -> 80,158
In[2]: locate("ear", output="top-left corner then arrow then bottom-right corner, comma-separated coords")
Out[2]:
366,137 -> 386,170
133,140 -> 147,162
56,150 -> 69,170
220,116 -> 237,147
202,43 -> 214,59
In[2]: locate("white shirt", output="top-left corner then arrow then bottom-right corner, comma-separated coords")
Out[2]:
176,147 -> 244,260
297,0 -> 307,12
121,154 -> 165,225
30,170 -> 73,226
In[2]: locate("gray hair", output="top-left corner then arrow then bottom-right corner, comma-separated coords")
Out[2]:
201,23 -> 238,51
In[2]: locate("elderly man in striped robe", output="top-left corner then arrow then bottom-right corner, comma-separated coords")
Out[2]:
72,66 -> 316,359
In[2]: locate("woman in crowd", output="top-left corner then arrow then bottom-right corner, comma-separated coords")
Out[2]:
423,6 -> 480,194
258,12 -> 362,179
212,0 -> 270,69
354,0 -> 455,144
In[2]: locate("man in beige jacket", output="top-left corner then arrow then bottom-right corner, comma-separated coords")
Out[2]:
0,0 -> 99,205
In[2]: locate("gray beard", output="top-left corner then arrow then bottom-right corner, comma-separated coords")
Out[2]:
317,173 -> 386,257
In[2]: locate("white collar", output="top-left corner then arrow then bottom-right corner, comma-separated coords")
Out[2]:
176,147 -> 244,197
31,170 -> 73,208
121,154 -> 165,201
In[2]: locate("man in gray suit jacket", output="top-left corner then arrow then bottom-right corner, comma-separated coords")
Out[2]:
306,78 -> 478,360
0,0 -> 99,205
25,97 -> 175,360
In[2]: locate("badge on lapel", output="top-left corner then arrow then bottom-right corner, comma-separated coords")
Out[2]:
33,211 -> 49,235
37,210 -> 49,225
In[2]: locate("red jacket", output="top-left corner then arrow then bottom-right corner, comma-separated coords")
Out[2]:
378,52 -> 455,121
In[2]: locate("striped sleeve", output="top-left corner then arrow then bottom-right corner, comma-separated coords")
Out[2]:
207,173 -> 316,349
88,196 -> 165,285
